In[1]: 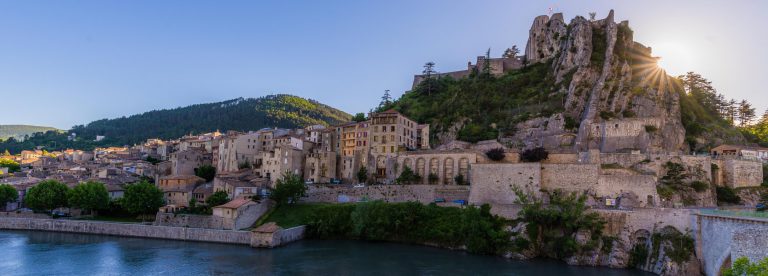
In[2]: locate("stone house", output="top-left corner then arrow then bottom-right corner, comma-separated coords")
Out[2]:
192,182 -> 213,204
213,172 -> 267,199
158,175 -> 205,191
260,145 -> 304,186
304,150 -> 337,183
217,131 -> 262,173
170,148 -> 211,176
711,145 -> 767,162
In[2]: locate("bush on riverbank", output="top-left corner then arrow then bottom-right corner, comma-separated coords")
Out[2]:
304,201 -> 512,255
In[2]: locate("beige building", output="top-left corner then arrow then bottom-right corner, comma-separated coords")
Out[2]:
370,109 -> 420,179
261,145 -> 304,186
158,175 -> 205,208
304,151 -> 337,183
170,148 -> 211,176
217,131 -> 262,173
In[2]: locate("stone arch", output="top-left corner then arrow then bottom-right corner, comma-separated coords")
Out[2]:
458,157 -> 469,178
416,158 -> 426,179
443,158 -> 454,185
429,158 -> 439,175
403,158 -> 413,174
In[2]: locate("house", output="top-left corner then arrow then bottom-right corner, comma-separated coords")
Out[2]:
711,145 -> 767,162
170,148 -> 211,176
106,184 -> 125,199
213,172 -> 266,199
192,182 -> 213,204
158,175 -> 205,191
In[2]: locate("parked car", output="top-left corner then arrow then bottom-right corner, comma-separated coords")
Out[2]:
353,183 -> 365,188
757,203 -> 767,212
434,198 -> 446,203
330,178 -> 342,184
304,180 -> 314,185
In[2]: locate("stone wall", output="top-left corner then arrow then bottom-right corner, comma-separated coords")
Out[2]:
154,213 -> 231,229
468,163 -> 541,205
600,152 -> 648,168
250,225 -> 306,248
0,218 -> 252,245
596,175 -> 658,208
540,164 -> 598,193
723,159 -> 763,188
0,211 -> 50,219
154,200 -> 271,230
731,228 -> 768,264
304,184 -> 469,204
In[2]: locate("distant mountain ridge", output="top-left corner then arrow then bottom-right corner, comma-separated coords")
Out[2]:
0,125 -> 60,141
0,94 -> 351,153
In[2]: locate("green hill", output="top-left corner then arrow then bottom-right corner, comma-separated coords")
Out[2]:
0,125 -> 60,141
0,94 -> 351,153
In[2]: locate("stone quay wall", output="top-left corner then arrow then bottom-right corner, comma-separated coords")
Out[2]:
693,214 -> 768,276
251,226 -> 307,248
0,217 -> 252,245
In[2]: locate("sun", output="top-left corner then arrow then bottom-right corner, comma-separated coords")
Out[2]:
649,41 -> 693,77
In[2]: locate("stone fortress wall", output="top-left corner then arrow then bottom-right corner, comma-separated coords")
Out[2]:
304,184 -> 469,204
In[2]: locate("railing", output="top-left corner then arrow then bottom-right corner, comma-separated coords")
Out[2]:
699,209 -> 768,220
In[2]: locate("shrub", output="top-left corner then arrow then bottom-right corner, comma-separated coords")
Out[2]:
194,165 -> 216,182
270,172 -> 307,205
644,125 -> 658,133
356,167 -> 368,183
396,166 -> 421,185
723,256 -> 768,276
716,186 -> 741,205
485,148 -> 505,161
306,202 -> 511,255
622,110 -> 636,118
521,147 -> 549,162
427,173 -> 439,185
454,174 -> 466,185
690,181 -> 709,192
599,111 -> 614,120
206,191 -> 229,207
564,116 -> 579,130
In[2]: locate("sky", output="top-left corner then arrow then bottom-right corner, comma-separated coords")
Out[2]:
1,0 -> 766,129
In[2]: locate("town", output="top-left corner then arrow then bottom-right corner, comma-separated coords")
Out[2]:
1,8 -> 767,276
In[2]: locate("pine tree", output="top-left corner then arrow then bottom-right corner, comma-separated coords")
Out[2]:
378,90 -> 392,110
481,48 -> 492,78
737,99 -> 756,127
503,45 -> 520,59
726,99 -> 738,124
422,62 -> 436,95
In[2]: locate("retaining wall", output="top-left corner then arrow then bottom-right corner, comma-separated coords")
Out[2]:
0,218 -> 252,245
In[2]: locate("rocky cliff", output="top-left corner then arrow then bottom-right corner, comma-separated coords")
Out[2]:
513,10 -> 685,154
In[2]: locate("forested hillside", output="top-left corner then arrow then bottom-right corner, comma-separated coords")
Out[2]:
0,125 -> 59,141
0,94 -> 351,153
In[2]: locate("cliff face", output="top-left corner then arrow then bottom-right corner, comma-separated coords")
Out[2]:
511,10 -> 686,154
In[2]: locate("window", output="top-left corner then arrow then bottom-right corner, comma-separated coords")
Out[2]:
381,146 -> 386,153
390,126 -> 395,132
391,146 -> 395,153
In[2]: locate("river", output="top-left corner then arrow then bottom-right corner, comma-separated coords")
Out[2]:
0,230 -> 651,275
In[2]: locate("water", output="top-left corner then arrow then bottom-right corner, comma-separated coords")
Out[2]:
0,230 -> 651,276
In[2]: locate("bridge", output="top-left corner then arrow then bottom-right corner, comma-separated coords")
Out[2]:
693,210 -> 768,276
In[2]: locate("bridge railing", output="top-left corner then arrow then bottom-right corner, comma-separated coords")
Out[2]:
699,209 -> 768,220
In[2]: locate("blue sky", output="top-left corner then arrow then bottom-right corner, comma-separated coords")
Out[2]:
1,0 -> 766,129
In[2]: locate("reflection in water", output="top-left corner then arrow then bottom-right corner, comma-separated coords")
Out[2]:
0,230 -> 651,275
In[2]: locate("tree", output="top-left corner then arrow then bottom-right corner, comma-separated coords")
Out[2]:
194,165 -> 216,182
357,167 -> 368,183
206,190 -> 229,207
737,99 -> 756,127
660,162 -> 688,188
0,184 -> 18,210
24,180 -> 69,212
352,113 -> 367,122
723,256 -> 768,276
270,172 -> 307,205
454,174 -> 466,185
503,45 -> 520,59
2,150 -> 10,156
726,99 -> 738,124
0,158 -> 20,173
481,48 -> 492,78
396,166 -> 421,185
122,180 -> 164,217
422,62 -> 437,95
521,147 -> 549,162
378,90 -> 393,111
485,148 -> 506,161
67,181 -> 110,215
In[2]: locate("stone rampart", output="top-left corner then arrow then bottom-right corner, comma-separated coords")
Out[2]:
596,175 -> 658,207
0,218 -> 252,245
723,159 -> 763,188
468,163 -> 541,205
731,228 -> 768,264
540,164 -> 598,193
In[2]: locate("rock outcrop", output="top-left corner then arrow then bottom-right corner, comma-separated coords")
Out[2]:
509,10 -> 686,154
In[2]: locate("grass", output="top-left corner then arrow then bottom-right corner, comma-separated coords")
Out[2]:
80,215 -> 144,223
256,203 -> 332,228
